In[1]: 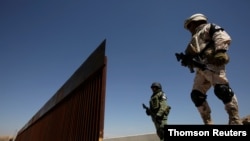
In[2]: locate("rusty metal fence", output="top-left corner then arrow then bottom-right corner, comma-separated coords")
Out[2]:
15,39 -> 107,141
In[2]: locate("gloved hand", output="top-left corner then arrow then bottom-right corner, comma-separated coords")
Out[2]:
146,109 -> 151,116
181,59 -> 188,67
181,55 -> 192,67
212,51 -> 229,66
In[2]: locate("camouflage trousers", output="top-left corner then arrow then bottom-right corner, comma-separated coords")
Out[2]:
192,65 -> 242,125
152,116 -> 167,141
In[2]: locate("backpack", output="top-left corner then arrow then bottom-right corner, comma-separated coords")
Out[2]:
209,23 -> 224,38
199,23 -> 225,57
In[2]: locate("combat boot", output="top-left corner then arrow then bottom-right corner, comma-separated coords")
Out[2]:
197,101 -> 213,125
225,95 -> 243,125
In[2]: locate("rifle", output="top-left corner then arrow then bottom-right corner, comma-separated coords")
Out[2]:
175,52 -> 215,73
142,103 -> 161,124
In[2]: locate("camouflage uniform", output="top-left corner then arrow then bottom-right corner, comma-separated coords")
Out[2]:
146,82 -> 171,141
184,14 -> 242,125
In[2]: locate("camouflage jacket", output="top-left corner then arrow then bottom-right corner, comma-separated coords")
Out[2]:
149,90 -> 170,117
185,23 -> 231,61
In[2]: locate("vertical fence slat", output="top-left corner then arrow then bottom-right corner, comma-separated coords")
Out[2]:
15,39 -> 107,141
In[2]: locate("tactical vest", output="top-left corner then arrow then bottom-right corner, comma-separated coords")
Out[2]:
199,23 -> 225,57
150,91 -> 165,113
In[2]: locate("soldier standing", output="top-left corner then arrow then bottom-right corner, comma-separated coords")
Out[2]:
181,13 -> 242,125
144,82 -> 171,141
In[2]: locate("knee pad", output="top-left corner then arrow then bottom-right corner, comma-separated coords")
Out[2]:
191,90 -> 206,107
214,84 -> 234,104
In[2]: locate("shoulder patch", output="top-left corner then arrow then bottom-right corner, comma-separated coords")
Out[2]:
161,92 -> 167,100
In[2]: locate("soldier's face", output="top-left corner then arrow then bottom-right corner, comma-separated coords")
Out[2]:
187,22 -> 196,34
151,87 -> 157,92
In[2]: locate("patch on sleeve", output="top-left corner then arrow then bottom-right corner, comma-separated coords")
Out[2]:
162,93 -> 167,100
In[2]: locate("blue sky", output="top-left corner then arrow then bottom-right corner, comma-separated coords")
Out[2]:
0,0 -> 250,138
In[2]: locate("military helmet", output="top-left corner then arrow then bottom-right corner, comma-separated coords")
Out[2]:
151,82 -> 162,89
184,13 -> 207,29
